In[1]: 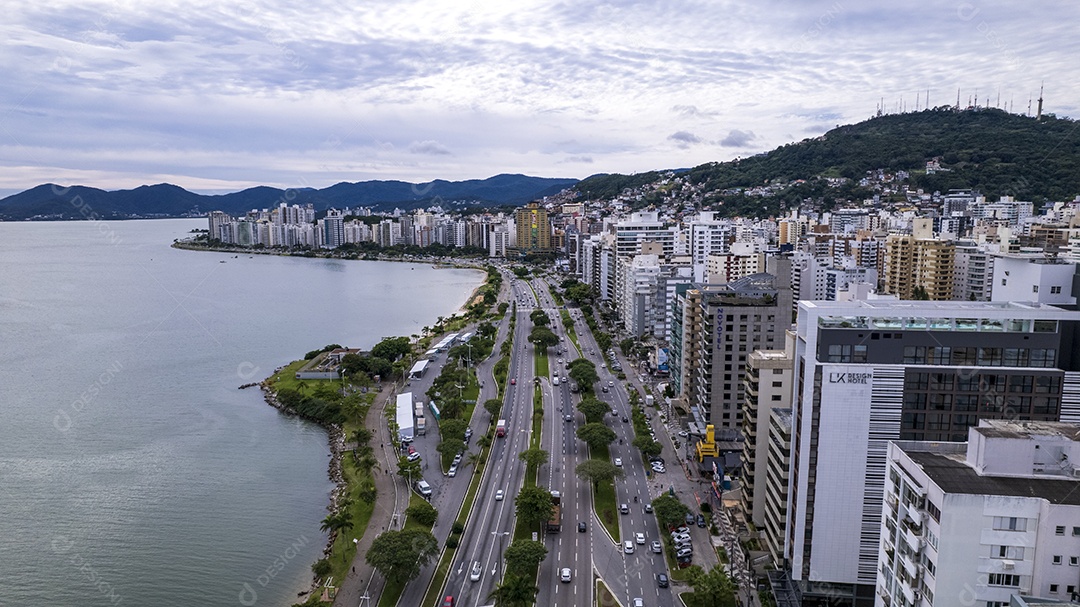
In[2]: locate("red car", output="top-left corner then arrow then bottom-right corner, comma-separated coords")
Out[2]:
510,378 -> 516,385
442,596 -> 454,607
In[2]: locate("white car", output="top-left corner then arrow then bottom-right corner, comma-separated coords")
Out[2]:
608,380 -> 615,386
633,598 -> 644,607
678,430 -> 689,438
470,561 -> 482,582
495,489 -> 505,501
559,567 -> 572,583
407,452 -> 421,462
614,457 -> 623,467
651,540 -> 662,553
635,532 -> 646,545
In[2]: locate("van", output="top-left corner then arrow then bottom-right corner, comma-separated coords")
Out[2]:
416,480 -> 432,497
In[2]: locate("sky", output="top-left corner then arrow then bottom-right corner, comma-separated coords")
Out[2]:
2,0 -> 1079,196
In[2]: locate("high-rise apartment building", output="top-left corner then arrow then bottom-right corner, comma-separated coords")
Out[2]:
883,233 -> 955,300
514,203 -> 551,252
877,420 -> 1080,607
786,300 -> 1080,606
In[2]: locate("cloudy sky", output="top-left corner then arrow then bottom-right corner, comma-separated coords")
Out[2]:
2,0 -> 1078,195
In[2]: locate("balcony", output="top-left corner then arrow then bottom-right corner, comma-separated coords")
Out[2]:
902,523 -> 923,554
905,507 -> 924,527
900,550 -> 920,579
900,578 -> 916,604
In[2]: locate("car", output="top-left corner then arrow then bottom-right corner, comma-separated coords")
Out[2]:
578,521 -> 587,533
649,456 -> 665,464
623,540 -> 635,554
622,416 -> 629,423
407,452 -> 421,462
635,532 -> 646,545
672,533 -> 692,543
677,430 -> 689,438
657,573 -> 669,588
564,414 -> 572,422
447,465 -> 457,477
611,408 -> 618,416
620,503 -> 629,514
685,512 -> 696,525
452,454 -> 462,465
674,540 -> 692,551
601,386 -> 609,393
442,596 -> 454,607
557,359 -> 563,365
632,598 -> 644,607
510,378 -> 516,385
614,457 -> 623,467
608,380 -> 615,386
697,514 -> 707,527
559,567 -> 572,583
495,489 -> 505,501
470,561 -> 482,582
644,503 -> 653,513
651,465 -> 666,474
674,525 -> 690,535
651,540 -> 662,554
676,547 -> 693,559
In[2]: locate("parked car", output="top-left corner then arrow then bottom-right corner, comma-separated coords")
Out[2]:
676,547 -> 693,559
685,512 -> 696,525
407,452 -> 421,462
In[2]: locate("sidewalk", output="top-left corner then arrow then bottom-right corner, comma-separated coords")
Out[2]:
332,382 -> 408,607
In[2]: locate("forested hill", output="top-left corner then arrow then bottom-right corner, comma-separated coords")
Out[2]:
577,108 -> 1080,210
0,174 -> 578,221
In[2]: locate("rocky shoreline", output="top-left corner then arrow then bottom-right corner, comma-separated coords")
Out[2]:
259,370 -> 347,597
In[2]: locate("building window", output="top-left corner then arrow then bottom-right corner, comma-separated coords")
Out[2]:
1053,555 -> 1063,564
1033,285 -> 1040,293
771,394 -> 782,401
994,545 -> 1025,559
1050,584 -> 1059,593
926,501 -> 941,523
1057,526 -> 1066,535
1073,526 -> 1080,536
1071,556 -> 1079,566
1068,585 -> 1076,594
992,517 -> 1026,532
1052,286 -> 1062,294
987,573 -> 1021,587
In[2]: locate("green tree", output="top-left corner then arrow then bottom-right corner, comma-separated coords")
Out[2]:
651,494 -> 692,530
488,573 -> 538,607
350,427 -> 373,449
684,564 -> 738,607
568,362 -> 599,392
365,529 -> 439,581
595,332 -> 613,353
437,439 -> 466,460
514,485 -> 555,527
360,355 -> 393,379
397,454 -> 422,481
530,309 -> 550,326
576,422 -> 617,450
574,459 -> 624,490
484,398 -> 503,419
619,337 -> 636,357
339,353 -> 366,376
319,506 -> 353,534
439,418 -> 468,442
371,336 -> 411,361
633,435 -> 663,457
528,326 -> 559,350
576,397 -> 609,424
405,500 -> 438,527
357,479 -> 377,504
503,540 -> 548,576
517,448 -> 550,470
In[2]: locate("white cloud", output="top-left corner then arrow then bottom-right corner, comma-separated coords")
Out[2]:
0,0 -> 1079,191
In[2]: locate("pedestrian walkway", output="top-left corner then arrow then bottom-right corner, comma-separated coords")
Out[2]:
332,381 -> 409,607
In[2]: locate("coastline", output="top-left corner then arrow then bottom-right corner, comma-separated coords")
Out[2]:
171,239 -> 482,272
246,268 -> 489,605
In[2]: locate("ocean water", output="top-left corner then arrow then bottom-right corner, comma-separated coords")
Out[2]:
0,219 -> 483,607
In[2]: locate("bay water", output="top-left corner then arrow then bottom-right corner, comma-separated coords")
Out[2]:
0,219 -> 483,606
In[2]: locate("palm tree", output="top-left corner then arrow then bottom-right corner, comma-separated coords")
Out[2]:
319,510 -> 352,534
487,574 -> 538,607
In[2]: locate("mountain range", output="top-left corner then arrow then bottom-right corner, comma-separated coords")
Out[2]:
6,108 -> 1080,222
0,174 -> 578,221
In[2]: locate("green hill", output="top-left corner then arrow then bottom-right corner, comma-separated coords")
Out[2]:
577,108 -> 1080,216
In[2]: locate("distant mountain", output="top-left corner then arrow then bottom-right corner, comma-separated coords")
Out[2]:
0,174 -> 579,221
576,107 -> 1080,215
